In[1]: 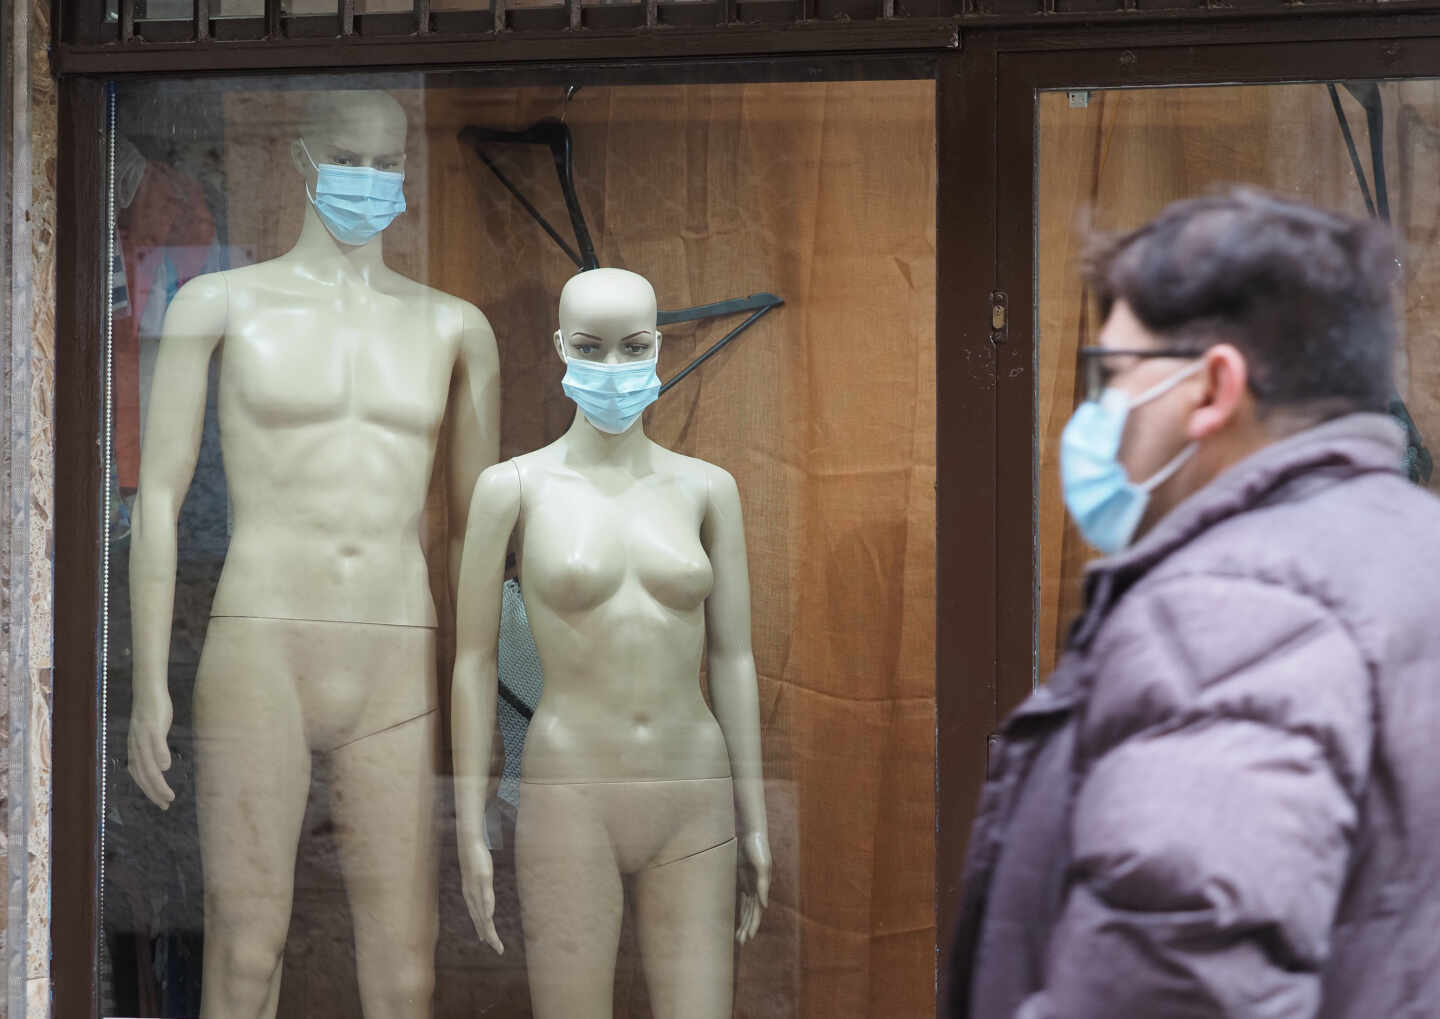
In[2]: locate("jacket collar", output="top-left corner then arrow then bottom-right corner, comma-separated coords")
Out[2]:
1072,413 -> 1406,643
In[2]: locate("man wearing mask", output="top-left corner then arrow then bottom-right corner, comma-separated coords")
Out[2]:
948,189 -> 1440,1018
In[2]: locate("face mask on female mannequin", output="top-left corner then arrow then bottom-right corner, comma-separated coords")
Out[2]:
558,336 -> 662,435
300,139 -> 406,246
1060,359 -> 1205,555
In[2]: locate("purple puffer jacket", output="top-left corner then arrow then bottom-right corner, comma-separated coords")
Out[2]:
949,414 -> 1440,1019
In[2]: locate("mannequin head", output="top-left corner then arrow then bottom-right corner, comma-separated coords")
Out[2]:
554,269 -> 662,365
290,90 -> 408,190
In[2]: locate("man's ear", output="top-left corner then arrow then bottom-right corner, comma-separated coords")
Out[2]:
653,330 -> 662,359
553,329 -> 566,363
1186,344 -> 1250,441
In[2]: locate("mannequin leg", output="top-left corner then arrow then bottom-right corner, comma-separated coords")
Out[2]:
331,709 -> 440,1019
194,620 -> 312,1019
633,838 -> 738,1019
515,782 -> 624,1019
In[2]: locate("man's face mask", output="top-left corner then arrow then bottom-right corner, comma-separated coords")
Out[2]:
1060,357 -> 1205,555
300,139 -> 406,247
558,336 -> 662,435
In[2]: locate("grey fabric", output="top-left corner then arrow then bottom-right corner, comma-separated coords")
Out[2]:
951,413 -> 1440,1019
497,578 -> 544,808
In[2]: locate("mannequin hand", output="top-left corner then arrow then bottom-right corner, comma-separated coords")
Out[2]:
127,691 -> 175,809
736,830 -> 772,944
459,840 -> 504,954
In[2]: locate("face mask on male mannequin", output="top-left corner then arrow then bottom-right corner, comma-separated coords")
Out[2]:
300,138 -> 406,246
1060,359 -> 1205,555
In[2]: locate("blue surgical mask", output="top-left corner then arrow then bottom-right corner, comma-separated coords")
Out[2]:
301,139 -> 406,247
1060,360 -> 1204,556
561,350 -> 661,435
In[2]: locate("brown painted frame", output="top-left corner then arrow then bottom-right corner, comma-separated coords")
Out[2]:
54,73 -> 108,1019
48,18 -> 1440,1019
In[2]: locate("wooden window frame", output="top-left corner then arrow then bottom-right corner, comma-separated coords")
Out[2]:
50,20 -> 1440,1017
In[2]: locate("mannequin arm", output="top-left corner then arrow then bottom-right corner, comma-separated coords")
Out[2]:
128,272 -> 227,809
446,301 -> 500,603
451,461 -> 519,953
701,465 -> 772,942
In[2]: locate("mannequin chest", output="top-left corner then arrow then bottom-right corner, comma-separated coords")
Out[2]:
221,290 -> 457,436
521,474 -> 716,616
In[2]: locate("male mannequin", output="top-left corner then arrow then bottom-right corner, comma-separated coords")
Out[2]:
127,89 -> 499,1019
452,268 -> 771,1019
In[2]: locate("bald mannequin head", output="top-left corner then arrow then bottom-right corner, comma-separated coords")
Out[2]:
291,90 -> 408,184
554,269 -> 662,365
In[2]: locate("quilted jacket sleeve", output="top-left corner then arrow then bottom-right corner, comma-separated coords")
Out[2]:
1019,573 -> 1374,1019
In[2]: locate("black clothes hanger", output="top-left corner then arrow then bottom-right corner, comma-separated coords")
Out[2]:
1329,83 -> 1390,222
1327,82 -> 1432,484
459,118 -> 599,272
460,99 -> 784,396
657,293 -> 784,394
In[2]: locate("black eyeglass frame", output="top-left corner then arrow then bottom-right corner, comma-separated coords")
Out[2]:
1076,346 -> 1210,403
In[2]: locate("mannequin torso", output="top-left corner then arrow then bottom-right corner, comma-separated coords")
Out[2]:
210,256 -> 471,627
512,443 -> 731,782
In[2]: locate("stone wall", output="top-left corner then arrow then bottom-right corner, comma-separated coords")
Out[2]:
4,0 -> 57,1015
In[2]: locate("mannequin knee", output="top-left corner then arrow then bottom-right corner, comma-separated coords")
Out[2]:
363,954 -> 434,1015
206,934 -> 285,1006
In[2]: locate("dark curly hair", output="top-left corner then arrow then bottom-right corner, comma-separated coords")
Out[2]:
1087,188 -> 1400,418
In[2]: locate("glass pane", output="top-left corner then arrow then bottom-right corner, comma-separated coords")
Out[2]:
210,1 -> 418,18
135,0 -> 194,20
213,0 -> 262,17
1035,82 -> 1437,680
101,72 -> 937,1017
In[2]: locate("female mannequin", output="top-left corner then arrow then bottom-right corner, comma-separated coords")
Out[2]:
452,268 -> 771,1019
127,90 -> 499,1018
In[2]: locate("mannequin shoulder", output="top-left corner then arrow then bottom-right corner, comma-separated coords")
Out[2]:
421,292 -> 497,363
451,298 -> 498,360
654,448 -> 742,508
451,296 -> 494,333
381,277 -> 493,338
189,262 -> 297,309
468,459 -> 523,521
161,271 -> 231,341
700,461 -> 743,509
172,270 -> 230,303
508,445 -> 568,484
690,460 -> 745,537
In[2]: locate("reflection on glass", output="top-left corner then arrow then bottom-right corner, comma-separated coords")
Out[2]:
102,75 -> 937,1018
1036,81 -> 1439,679
213,0 -> 264,16
135,0 -> 194,20
431,0 -> 493,15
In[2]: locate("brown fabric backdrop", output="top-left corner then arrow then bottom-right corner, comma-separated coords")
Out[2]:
423,80 -> 938,1019
133,78 -> 937,1018
1037,82 -> 1440,679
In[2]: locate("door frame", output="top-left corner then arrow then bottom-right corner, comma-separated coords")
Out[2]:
986,31 -> 1440,723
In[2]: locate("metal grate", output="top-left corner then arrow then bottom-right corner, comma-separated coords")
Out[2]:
102,0 -> 867,41
51,0 -> 1440,89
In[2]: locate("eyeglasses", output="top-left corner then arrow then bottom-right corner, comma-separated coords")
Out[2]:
1077,346 -> 1207,403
